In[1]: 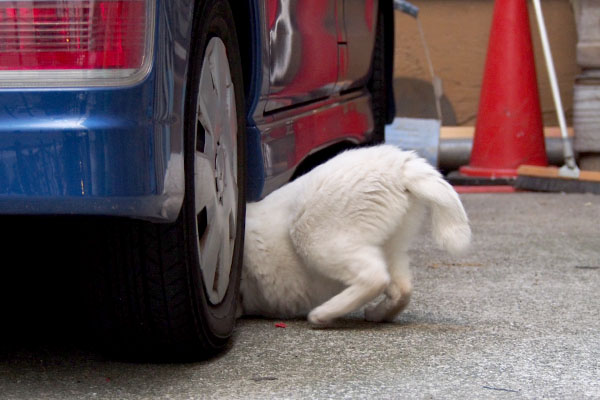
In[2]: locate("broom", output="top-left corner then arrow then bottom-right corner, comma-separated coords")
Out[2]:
515,0 -> 600,194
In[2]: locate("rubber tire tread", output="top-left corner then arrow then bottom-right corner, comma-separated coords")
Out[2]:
83,0 -> 246,361
85,218 -> 202,359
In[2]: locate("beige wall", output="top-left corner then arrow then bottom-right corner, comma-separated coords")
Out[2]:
392,0 -> 579,126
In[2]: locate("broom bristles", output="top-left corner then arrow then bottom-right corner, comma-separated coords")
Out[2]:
515,165 -> 600,194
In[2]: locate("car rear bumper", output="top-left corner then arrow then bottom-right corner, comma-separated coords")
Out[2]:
0,2 -> 196,222
0,81 -> 183,222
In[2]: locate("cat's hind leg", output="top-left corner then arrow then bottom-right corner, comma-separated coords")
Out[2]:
364,251 -> 412,322
305,245 -> 391,326
362,202 -> 423,322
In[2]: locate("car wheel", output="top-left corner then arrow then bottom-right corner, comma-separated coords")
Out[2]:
367,2 -> 388,144
85,0 -> 246,360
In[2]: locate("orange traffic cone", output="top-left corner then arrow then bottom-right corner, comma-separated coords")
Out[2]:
459,0 -> 548,179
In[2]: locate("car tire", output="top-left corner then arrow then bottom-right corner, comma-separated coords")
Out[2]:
367,2 -> 388,145
85,0 -> 246,360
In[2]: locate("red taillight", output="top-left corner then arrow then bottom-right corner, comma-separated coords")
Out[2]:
0,0 -> 153,86
0,1 -> 146,70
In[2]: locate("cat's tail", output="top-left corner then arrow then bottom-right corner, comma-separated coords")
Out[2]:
401,153 -> 471,254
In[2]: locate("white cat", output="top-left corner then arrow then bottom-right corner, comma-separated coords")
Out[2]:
240,145 -> 471,325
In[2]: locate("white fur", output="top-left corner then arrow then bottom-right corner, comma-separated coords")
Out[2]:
240,145 -> 471,325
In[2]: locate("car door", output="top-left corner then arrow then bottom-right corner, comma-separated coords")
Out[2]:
336,0 -> 378,91
264,0 -> 340,112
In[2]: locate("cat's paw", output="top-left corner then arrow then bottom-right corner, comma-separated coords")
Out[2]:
364,304 -> 385,323
307,309 -> 332,326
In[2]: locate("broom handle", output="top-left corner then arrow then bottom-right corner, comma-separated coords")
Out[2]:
531,0 -> 577,169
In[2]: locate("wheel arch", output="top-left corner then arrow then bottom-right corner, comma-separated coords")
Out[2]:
228,0 -> 266,201
290,140 -> 359,181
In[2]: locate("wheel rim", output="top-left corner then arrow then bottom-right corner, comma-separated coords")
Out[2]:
194,37 -> 238,305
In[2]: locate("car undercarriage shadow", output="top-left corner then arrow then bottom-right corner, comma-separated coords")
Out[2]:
0,216 -> 240,365
0,217 -> 96,355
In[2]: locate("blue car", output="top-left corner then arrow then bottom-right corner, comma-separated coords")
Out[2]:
0,0 -> 395,357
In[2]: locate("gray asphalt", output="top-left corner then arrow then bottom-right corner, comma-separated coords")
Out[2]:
1,192 -> 599,399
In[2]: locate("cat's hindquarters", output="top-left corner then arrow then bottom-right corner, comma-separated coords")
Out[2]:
289,202 -> 393,325
401,155 -> 471,254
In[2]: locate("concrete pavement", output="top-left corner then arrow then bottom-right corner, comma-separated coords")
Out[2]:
0,192 -> 599,399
